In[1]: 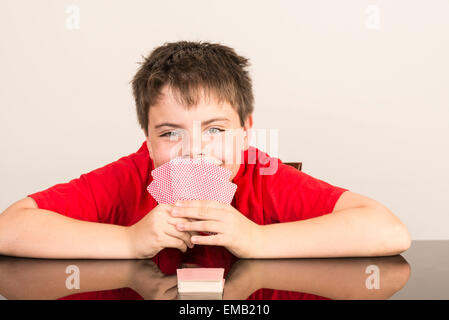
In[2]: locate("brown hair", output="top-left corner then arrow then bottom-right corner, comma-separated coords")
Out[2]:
131,41 -> 254,136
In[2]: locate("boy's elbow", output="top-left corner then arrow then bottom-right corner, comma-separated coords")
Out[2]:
0,209 -> 12,255
396,223 -> 412,254
383,221 -> 412,256
0,198 -> 37,255
376,205 -> 411,256
0,207 -> 16,255
368,205 -> 412,256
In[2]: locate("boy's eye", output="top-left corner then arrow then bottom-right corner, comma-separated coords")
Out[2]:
160,131 -> 182,138
160,128 -> 224,138
206,127 -> 225,135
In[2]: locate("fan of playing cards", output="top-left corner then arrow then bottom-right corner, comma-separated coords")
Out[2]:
147,156 -> 237,205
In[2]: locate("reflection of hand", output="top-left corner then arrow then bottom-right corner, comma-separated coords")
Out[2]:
127,260 -> 178,300
222,260 -> 260,300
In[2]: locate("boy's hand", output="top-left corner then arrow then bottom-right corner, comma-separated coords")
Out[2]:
128,204 -> 197,259
169,200 -> 262,258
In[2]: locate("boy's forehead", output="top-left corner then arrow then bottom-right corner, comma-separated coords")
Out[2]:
148,86 -> 240,126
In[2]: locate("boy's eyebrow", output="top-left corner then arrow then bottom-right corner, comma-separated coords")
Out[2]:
154,117 -> 230,129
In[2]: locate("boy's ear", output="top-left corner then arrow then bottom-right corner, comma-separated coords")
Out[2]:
242,115 -> 253,150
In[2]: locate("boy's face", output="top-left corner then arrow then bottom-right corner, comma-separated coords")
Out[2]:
146,85 -> 253,181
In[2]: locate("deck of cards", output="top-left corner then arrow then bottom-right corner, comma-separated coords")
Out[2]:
176,268 -> 225,299
147,156 -> 237,205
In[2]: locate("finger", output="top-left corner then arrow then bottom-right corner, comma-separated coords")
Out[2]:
165,216 -> 200,240
190,234 -> 225,246
157,203 -> 175,212
164,284 -> 179,300
176,220 -> 221,234
166,216 -> 199,226
171,205 -> 222,221
165,226 -> 194,248
161,233 -> 189,252
186,230 -> 200,238
167,218 -> 201,238
159,275 -> 178,291
160,275 -> 178,295
168,219 -> 199,236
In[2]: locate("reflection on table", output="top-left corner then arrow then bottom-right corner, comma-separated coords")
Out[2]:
0,244 -> 410,300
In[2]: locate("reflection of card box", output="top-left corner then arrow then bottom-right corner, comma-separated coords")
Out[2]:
177,268 -> 225,293
177,292 -> 223,300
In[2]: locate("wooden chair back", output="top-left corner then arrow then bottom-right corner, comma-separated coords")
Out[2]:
284,162 -> 302,171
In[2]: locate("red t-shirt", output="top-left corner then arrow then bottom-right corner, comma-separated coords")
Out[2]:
27,141 -> 347,300
27,141 -> 347,263
28,141 -> 347,224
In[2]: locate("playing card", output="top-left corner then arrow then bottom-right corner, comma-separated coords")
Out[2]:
147,176 -> 174,204
192,158 -> 232,195
147,156 -> 238,235
169,156 -> 235,203
150,159 -> 172,181
149,157 -> 238,203
170,157 -> 199,201
216,181 -> 238,204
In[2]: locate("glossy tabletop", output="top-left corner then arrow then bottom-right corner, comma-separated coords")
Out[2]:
0,240 -> 447,300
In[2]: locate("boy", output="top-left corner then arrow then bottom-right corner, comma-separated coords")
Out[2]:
0,41 -> 411,259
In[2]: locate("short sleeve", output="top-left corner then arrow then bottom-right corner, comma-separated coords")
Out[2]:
264,163 -> 348,223
27,156 -> 143,225
27,173 -> 101,223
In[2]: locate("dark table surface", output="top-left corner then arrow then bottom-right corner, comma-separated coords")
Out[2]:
0,240 -> 447,300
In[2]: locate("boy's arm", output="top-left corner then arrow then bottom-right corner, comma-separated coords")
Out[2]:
0,197 -> 135,259
252,191 -> 411,258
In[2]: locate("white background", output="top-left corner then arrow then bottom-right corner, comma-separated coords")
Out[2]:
1,0 -> 448,240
